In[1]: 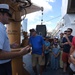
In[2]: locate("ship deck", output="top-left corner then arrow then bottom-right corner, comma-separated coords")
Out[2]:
23,53 -> 69,75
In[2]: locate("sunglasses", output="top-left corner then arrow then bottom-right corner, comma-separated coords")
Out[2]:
64,33 -> 66,34
67,31 -> 71,32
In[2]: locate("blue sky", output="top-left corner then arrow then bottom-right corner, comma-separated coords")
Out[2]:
25,0 -> 62,32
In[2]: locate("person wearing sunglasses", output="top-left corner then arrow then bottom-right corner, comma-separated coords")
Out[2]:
62,28 -> 73,73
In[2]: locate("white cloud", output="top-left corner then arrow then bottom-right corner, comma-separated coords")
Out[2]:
27,21 -> 41,32
26,0 -> 52,22
43,21 -> 52,25
26,0 -> 56,32
26,0 -> 53,25
47,28 -> 53,32
31,0 -> 52,12
47,25 -> 54,32
26,11 -> 41,22
45,0 -> 56,2
50,16 -> 54,18
44,21 -> 53,32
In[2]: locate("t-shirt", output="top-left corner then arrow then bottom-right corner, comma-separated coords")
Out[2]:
44,41 -> 50,54
0,22 -> 11,64
72,36 -> 75,49
62,35 -> 73,53
29,35 -> 44,55
52,47 -> 60,55
70,37 -> 75,71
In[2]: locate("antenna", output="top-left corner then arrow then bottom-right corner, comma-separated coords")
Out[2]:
41,7 -> 44,25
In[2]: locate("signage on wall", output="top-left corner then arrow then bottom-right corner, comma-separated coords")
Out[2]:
7,30 -> 18,35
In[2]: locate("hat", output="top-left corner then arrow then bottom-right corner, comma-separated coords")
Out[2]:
29,29 -> 36,32
0,4 -> 12,17
67,28 -> 73,32
45,36 -> 49,39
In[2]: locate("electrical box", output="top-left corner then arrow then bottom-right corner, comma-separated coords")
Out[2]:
36,25 -> 47,37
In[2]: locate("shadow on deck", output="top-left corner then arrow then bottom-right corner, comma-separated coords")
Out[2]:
23,53 -> 69,75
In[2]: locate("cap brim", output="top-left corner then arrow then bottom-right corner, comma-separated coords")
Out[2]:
29,29 -> 36,32
0,9 -> 12,17
6,11 -> 12,17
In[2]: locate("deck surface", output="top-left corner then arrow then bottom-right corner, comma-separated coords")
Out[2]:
23,53 -> 69,75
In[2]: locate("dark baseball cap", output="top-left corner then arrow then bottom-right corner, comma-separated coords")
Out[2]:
29,29 -> 36,32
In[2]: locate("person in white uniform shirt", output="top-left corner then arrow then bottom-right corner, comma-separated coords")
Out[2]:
0,4 -> 30,75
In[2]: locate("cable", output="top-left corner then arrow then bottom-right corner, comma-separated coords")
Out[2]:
9,8 -> 27,22
16,0 -> 32,8
43,15 -> 61,23
9,0 -> 31,22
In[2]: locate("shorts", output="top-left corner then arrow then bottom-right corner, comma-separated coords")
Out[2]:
32,54 -> 45,67
62,52 -> 69,63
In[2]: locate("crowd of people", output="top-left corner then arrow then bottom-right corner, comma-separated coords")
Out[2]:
29,27 -> 75,75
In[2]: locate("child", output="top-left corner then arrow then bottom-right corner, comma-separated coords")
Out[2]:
51,43 -> 60,70
44,37 -> 50,69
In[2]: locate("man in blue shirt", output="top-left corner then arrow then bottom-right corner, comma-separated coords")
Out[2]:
0,4 -> 30,75
29,29 -> 45,75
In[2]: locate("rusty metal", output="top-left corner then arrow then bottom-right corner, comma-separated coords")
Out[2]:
0,0 -> 31,22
